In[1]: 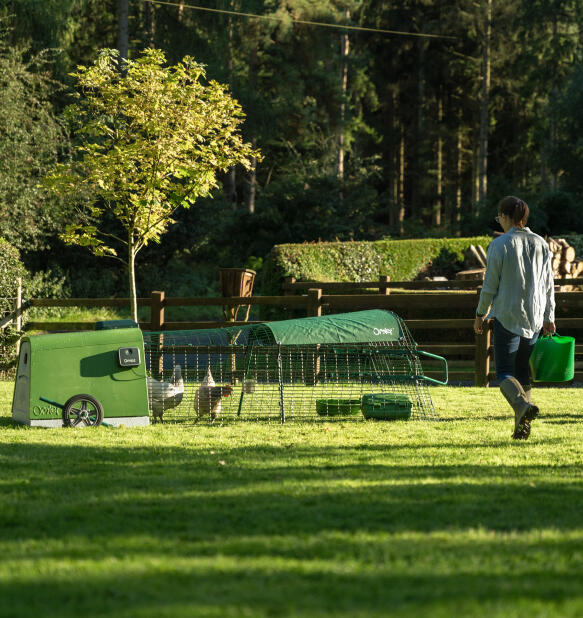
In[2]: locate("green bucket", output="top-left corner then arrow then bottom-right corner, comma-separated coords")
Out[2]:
361,393 -> 412,420
316,398 -> 362,417
529,333 -> 575,383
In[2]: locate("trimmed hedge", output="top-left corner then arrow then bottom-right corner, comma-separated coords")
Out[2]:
261,236 -> 492,294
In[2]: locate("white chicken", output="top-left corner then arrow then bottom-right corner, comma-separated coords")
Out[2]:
194,367 -> 232,422
147,364 -> 184,423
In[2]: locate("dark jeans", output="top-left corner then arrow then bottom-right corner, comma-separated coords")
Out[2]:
493,319 -> 540,388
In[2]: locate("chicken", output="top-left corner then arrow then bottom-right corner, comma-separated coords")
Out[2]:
194,367 -> 232,422
147,364 -> 184,423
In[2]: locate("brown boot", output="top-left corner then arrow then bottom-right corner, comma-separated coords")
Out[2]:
500,378 -> 539,440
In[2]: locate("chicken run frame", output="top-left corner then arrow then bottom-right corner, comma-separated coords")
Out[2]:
144,310 -> 448,423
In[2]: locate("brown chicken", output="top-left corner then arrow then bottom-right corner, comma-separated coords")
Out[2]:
194,368 -> 232,422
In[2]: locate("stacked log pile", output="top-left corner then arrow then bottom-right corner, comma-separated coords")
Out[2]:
455,237 -> 582,287
547,237 -> 583,291
456,244 -> 487,280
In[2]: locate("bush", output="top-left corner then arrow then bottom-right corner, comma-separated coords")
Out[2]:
261,236 -> 491,295
0,238 -> 29,371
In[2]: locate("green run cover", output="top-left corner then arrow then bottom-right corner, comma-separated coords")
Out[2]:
248,310 -> 403,345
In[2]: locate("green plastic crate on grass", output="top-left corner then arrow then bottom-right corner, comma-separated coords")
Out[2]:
361,393 -> 413,420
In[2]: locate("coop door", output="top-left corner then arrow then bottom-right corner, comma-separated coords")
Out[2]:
12,341 -> 31,422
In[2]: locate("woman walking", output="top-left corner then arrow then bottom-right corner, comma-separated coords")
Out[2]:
474,196 -> 556,440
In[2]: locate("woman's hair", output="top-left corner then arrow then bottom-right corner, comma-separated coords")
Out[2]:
498,195 -> 529,227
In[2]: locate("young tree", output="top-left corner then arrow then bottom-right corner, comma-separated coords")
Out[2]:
46,48 -> 258,320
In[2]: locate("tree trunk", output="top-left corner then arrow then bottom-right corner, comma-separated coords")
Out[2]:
224,1 -> 237,206
455,122 -> 463,236
411,40 -> 428,220
128,239 -> 138,323
117,0 -> 129,62
338,9 -> 350,182
146,0 -> 156,48
433,95 -> 443,227
478,0 -> 492,205
390,90 -> 398,229
247,137 -> 257,214
398,126 -> 405,236
223,167 -> 237,206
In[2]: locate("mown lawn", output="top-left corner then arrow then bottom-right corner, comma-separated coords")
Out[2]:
0,381 -> 582,618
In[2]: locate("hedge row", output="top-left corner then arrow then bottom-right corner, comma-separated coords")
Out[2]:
260,236 -> 492,294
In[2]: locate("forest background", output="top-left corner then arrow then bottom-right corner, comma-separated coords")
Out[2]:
1,0 -> 583,303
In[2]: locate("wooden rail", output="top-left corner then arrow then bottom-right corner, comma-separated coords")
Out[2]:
283,275 -> 583,294
13,288 -> 583,386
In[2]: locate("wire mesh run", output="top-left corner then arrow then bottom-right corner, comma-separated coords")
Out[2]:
143,330 -> 439,424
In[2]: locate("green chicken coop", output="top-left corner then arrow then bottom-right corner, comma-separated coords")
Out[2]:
12,327 -> 150,427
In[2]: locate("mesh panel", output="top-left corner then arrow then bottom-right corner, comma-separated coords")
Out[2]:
143,313 -> 438,424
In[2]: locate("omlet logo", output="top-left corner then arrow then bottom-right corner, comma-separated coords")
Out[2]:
373,327 -> 394,336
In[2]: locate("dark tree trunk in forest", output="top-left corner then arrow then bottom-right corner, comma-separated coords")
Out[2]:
398,126 -> 405,236
478,0 -> 492,205
412,40 -> 428,220
455,121 -> 463,236
433,95 -> 443,227
338,10 -> 350,182
117,0 -> 129,61
146,0 -> 156,48
224,3 -> 237,206
246,20 -> 259,214
248,138 -> 257,214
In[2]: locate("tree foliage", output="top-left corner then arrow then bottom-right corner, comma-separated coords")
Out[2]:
46,48 -> 259,317
0,27 -> 71,251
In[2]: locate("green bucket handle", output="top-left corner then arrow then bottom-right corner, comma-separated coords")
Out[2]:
415,350 -> 449,386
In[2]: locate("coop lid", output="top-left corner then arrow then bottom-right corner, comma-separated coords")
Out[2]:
22,327 -> 144,351
249,310 -> 403,345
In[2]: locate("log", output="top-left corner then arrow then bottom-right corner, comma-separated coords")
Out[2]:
475,245 -> 488,264
562,245 -> 576,262
455,268 -> 485,280
572,261 -> 583,277
552,257 -> 561,272
560,260 -> 572,275
547,238 -> 561,253
466,245 -> 486,268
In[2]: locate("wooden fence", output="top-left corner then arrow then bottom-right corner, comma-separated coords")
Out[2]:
3,281 -> 581,386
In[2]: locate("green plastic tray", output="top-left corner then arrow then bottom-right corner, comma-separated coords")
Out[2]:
316,398 -> 362,417
361,393 -> 412,420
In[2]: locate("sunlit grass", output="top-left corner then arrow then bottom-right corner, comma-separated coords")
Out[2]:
1,381 -> 582,617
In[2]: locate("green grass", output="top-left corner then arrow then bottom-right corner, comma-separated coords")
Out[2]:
1,382 -> 582,617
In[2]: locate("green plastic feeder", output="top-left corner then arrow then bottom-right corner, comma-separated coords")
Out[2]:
316,398 -> 362,417
12,327 -> 150,427
529,333 -> 575,383
361,393 -> 412,420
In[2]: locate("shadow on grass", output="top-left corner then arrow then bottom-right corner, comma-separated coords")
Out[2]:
1,442 -> 582,539
1,441 -> 582,617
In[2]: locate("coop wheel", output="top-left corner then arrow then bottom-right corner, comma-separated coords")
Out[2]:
63,394 -> 104,427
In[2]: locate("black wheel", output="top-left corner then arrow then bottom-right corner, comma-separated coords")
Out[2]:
63,394 -> 104,427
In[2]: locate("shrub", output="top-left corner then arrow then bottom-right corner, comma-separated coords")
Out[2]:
0,238 -> 29,371
261,236 -> 491,294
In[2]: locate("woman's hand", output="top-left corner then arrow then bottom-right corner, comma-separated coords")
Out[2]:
543,321 -> 556,335
474,315 -> 485,335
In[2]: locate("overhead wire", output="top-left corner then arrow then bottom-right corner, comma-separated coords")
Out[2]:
142,0 -> 456,40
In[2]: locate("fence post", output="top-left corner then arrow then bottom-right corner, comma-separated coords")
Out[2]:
14,277 -> 22,355
378,275 -> 391,295
284,276 -> 296,296
307,288 -> 323,317
474,321 -> 491,387
151,291 -> 165,330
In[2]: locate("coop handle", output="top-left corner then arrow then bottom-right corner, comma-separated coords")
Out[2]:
415,350 -> 448,386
